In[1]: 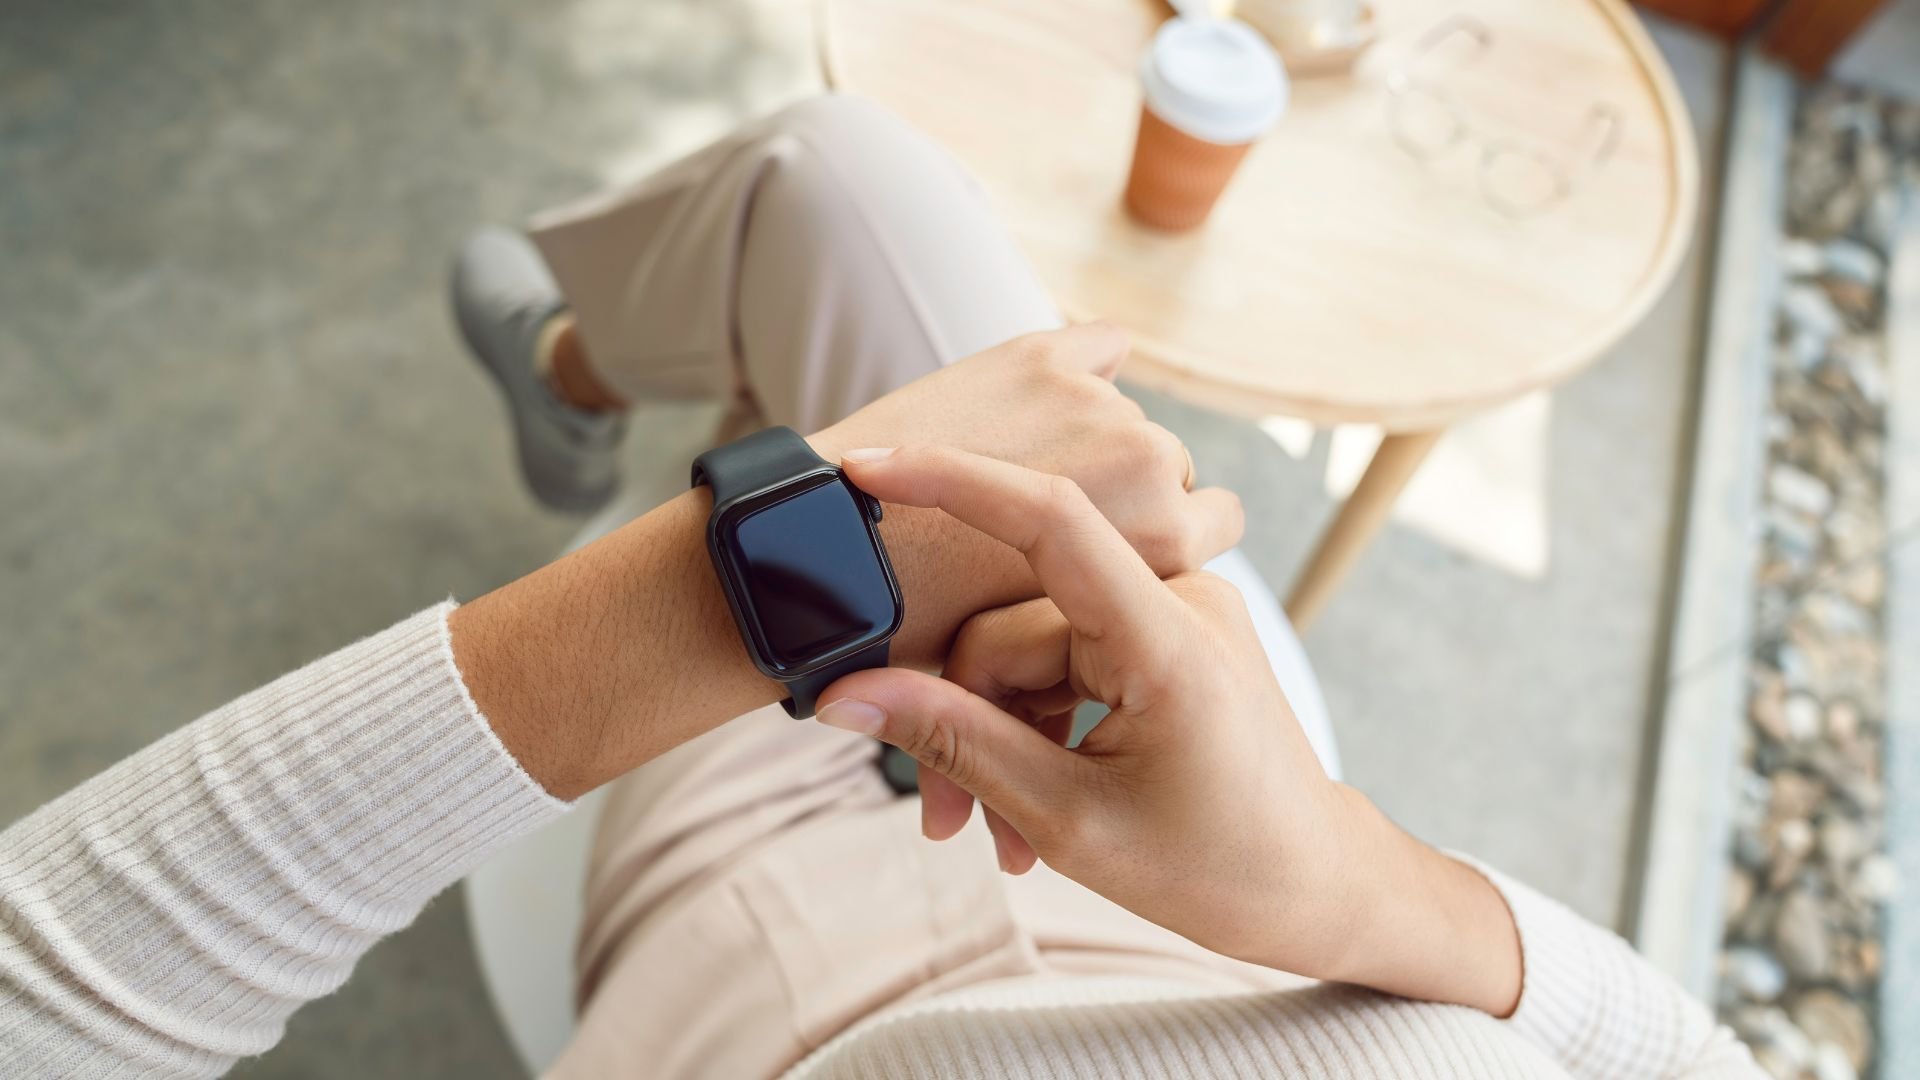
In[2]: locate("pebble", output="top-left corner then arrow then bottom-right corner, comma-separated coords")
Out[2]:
1755,1046 -> 1798,1078
1735,781 -> 1769,838
1781,237 -> 1825,276
1775,817 -> 1815,859
1834,938 -> 1872,993
1768,825 -> 1813,891
1858,939 -> 1882,980
1725,946 -> 1787,1003
1726,867 -> 1756,924
1830,335 -> 1886,406
1737,889 -> 1783,943
1824,507 -> 1880,563
1813,1043 -> 1858,1080
1823,279 -> 1876,323
1786,328 -> 1828,371
1792,989 -> 1872,1070
1782,694 -> 1822,742
1799,423 -> 1853,481
1839,560 -> 1884,608
1781,283 -> 1843,342
1855,854 -> 1899,903
1758,585 -> 1792,633
1775,644 -> 1817,693
1769,771 -> 1824,820
1768,463 -> 1834,518
1822,239 -> 1882,285
1774,889 -> 1831,981
1817,184 -> 1863,242
1767,510 -> 1821,563
1768,1007 -> 1815,1069
1836,773 -> 1886,817
1721,87 -> 1899,1072
1743,1005 -> 1818,1067
1818,816 -> 1862,867
1864,186 -> 1900,250
1824,699 -> 1859,741
1802,594 -> 1871,638
1751,689 -> 1789,743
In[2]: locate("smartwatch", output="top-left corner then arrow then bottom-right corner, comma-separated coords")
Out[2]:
693,426 -> 904,718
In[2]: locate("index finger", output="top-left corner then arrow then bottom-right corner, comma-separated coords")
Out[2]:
841,445 -> 1172,644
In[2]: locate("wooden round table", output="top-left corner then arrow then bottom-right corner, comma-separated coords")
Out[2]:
822,0 -> 1697,626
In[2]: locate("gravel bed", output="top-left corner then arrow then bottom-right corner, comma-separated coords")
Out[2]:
1716,86 -> 1920,1080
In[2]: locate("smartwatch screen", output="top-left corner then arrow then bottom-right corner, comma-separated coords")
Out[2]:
732,477 -> 897,670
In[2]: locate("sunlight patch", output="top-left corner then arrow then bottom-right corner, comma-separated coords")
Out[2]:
1324,391 -> 1552,580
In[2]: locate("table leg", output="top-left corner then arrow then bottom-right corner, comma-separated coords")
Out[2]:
1283,428 -> 1444,630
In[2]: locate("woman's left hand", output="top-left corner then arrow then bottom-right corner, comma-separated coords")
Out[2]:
816,446 -> 1523,1017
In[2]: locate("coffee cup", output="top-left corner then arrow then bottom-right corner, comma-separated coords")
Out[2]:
1123,17 -> 1288,231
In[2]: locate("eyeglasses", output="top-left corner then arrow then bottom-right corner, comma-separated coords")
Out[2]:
1385,16 -> 1621,219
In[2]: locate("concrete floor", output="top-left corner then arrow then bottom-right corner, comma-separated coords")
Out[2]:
2,1 -> 1727,1076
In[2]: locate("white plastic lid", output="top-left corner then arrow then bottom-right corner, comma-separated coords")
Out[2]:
1139,17 -> 1288,145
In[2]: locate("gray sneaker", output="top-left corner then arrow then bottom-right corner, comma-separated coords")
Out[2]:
452,227 -> 626,514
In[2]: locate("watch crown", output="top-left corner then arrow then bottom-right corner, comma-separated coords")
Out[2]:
864,493 -> 884,523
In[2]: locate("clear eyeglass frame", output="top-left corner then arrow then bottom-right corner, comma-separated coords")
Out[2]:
1384,16 -> 1622,219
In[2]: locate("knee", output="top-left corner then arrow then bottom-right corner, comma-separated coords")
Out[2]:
760,94 -> 961,189
740,94 -> 994,287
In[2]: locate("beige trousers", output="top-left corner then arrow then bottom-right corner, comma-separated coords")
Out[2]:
532,97 -> 1307,1080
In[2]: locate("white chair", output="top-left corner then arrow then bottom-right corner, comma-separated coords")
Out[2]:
466,486 -> 1339,1075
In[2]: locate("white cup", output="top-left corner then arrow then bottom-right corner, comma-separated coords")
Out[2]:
1125,17 -> 1288,230
1139,16 -> 1289,146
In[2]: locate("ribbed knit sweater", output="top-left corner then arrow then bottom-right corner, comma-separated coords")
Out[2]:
0,606 -> 1760,1078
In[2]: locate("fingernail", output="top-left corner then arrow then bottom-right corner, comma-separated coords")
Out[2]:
817,698 -> 885,736
842,447 -> 896,463
994,832 -> 1012,874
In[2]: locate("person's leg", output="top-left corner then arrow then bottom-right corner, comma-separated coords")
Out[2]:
538,96 -> 1064,1078
527,94 -> 1061,434
544,88 -> 1072,992
551,744 -> 1045,1080
536,95 -> 1340,1076
545,708 -> 899,1079
570,707 -> 889,1003
452,229 -> 628,512
458,95 -> 1056,511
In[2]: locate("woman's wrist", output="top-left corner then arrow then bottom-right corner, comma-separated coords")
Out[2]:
450,487 -> 785,800
1308,787 -> 1524,1018
455,424 -> 1032,800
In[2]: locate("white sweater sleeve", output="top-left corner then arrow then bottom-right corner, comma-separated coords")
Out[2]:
1468,860 -> 1761,1078
0,603 -> 568,1078
793,863 -> 1763,1080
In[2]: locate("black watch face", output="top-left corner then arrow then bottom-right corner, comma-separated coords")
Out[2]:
720,473 -> 901,675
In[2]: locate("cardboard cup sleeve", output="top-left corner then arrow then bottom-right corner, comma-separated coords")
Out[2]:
1123,105 -> 1254,231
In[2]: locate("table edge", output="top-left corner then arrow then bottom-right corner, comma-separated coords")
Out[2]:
818,0 -> 1704,430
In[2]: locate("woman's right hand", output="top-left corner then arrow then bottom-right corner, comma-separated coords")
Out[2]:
804,323 -> 1242,670
818,446 -> 1525,1017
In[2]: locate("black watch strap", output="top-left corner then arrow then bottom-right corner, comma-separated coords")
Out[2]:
780,640 -> 889,719
692,426 -> 890,720
691,426 -> 827,503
